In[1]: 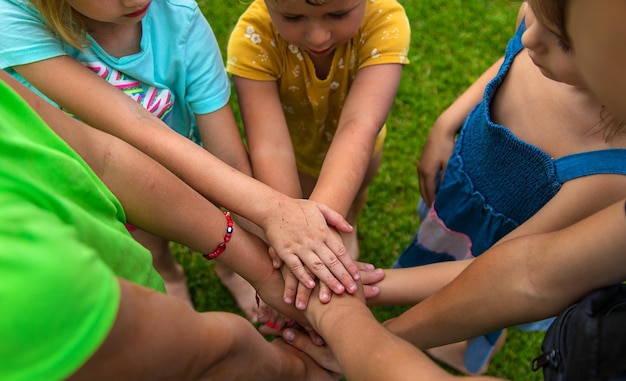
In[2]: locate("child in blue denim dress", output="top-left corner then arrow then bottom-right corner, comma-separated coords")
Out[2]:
393,2 -> 626,375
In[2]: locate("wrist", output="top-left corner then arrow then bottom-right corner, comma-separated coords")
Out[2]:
202,211 -> 233,260
306,294 -> 369,333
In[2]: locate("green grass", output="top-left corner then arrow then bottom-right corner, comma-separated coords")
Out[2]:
174,1 -> 545,379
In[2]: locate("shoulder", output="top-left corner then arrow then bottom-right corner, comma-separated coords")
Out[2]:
359,0 -> 411,42
0,0 -> 45,25
233,0 -> 275,35
146,0 -> 203,26
228,0 -> 288,71
355,0 -> 410,65
363,0 -> 409,24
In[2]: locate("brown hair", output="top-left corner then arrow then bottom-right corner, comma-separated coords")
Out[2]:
531,0 -> 625,139
599,107 -> 626,141
27,0 -> 90,49
529,0 -> 568,39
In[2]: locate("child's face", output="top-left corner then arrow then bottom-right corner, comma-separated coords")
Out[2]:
565,0 -> 626,120
264,0 -> 365,58
521,3 -> 584,87
67,0 -> 151,24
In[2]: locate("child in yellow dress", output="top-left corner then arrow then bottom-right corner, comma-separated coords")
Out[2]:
227,0 -> 410,280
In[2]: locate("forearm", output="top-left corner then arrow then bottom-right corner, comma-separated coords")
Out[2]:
13,59 -> 291,227
68,279 -> 305,381
251,149 -> 303,198
385,199 -> 626,349
311,65 -> 400,215
310,122 -> 375,215
196,104 -> 253,178
310,295 -> 485,381
367,260 -> 472,306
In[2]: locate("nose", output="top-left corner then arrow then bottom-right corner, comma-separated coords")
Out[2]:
305,22 -> 331,47
521,19 -> 545,53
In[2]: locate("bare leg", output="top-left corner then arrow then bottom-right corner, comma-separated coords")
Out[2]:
129,227 -> 192,306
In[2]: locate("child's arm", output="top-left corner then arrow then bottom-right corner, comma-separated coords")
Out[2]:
418,58 -> 503,206
1,69 -> 340,322
383,199 -> 626,350
282,285 -> 504,381
68,279 -> 338,381
494,172 -> 626,245
233,77 -> 303,199
309,63 -> 402,217
366,261 -> 474,307
196,103 -> 253,178
419,2 -> 528,206
11,56 -> 360,295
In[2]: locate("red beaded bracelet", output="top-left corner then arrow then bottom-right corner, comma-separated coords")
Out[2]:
203,211 -> 233,260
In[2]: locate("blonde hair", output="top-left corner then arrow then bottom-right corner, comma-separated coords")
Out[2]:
28,0 -> 90,49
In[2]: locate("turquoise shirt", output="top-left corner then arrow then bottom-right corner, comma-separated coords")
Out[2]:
0,0 -> 230,143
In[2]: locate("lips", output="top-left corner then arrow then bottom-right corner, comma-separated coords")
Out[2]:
125,2 -> 151,18
307,46 -> 333,56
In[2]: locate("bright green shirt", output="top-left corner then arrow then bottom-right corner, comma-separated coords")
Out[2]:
0,79 -> 164,380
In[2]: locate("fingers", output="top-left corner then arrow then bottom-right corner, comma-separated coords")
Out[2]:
268,246 -> 283,269
318,204 -> 354,234
315,209 -> 361,283
282,328 -> 342,374
317,282 -> 332,304
281,267 -> 299,304
286,250 -> 353,295
357,262 -> 385,285
264,200 -> 360,296
257,304 -> 298,336
357,262 -> 384,298
363,285 -> 381,299
295,279 -> 315,310
312,246 -> 359,294
306,326 -> 326,346
294,281 -> 331,311
281,255 -> 317,289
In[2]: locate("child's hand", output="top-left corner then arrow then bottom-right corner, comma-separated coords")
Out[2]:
257,305 -> 296,335
281,262 -> 385,310
358,262 -> 385,298
417,121 -> 458,206
279,263 -> 325,310
282,326 -> 342,374
263,199 -> 360,295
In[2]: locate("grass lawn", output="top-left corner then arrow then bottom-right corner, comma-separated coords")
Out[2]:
174,0 -> 544,379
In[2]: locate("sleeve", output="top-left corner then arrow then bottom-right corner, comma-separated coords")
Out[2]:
226,0 -> 283,81
0,0 -> 68,69
0,199 -> 120,381
356,0 -> 411,70
182,6 -> 232,115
